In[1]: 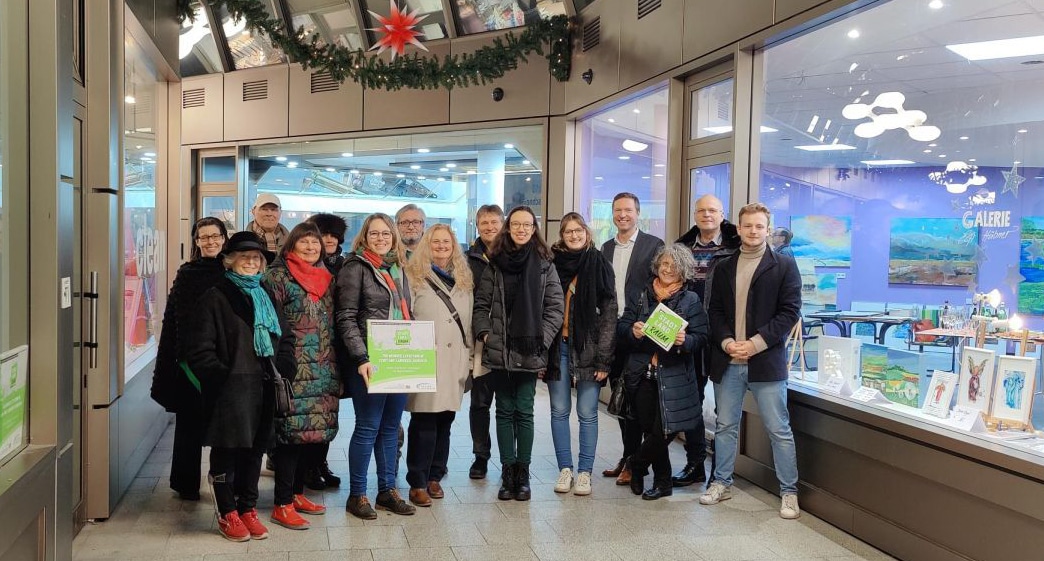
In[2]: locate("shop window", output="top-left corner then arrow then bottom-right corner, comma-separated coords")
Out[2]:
287,0 -> 363,50
452,0 -> 567,36
178,0 -> 224,76
575,83 -> 669,242
691,79 -> 733,140
217,0 -> 287,69
363,0 -> 449,42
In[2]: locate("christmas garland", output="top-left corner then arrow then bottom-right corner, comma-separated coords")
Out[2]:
177,0 -> 572,91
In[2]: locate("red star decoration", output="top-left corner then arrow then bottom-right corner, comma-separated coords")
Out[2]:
368,1 -> 428,59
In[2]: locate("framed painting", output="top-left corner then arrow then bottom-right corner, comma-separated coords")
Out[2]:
956,347 -> 996,414
922,371 -> 958,419
888,217 -> 978,286
791,215 -> 851,267
1018,217 -> 1044,314
991,355 -> 1037,426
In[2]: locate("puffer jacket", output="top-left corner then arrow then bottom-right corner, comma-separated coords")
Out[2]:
263,259 -> 340,445
616,282 -> 709,434
334,254 -> 412,368
546,254 -> 618,384
473,257 -> 564,373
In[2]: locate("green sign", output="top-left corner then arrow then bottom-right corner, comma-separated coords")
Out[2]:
0,346 -> 28,460
367,320 -> 437,393
642,303 -> 688,351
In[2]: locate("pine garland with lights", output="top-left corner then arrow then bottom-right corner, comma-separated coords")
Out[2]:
177,0 -> 572,91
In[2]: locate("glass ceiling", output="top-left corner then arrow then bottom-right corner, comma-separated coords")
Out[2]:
177,0 -> 575,76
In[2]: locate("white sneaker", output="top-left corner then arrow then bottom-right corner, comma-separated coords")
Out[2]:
554,468 -> 573,493
573,472 -> 592,496
780,493 -> 800,519
699,481 -> 732,505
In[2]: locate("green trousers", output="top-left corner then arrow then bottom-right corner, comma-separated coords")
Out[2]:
493,371 -> 537,465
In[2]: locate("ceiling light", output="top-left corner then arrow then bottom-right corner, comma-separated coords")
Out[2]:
618,155 -> 631,160
349,169 -> 359,174
438,177 -> 445,181
924,149 -> 932,153
418,175 -> 427,180
947,35 -> 1044,61
446,163 -> 456,168
144,152 -> 156,157
703,126 -> 733,135
1014,161 -> 1022,165
439,167 -> 449,172
970,158 -> 977,162
939,154 -> 947,158
622,139 -> 649,152
848,63 -> 858,73
276,156 -> 287,162
861,159 -> 915,165
641,176 -> 650,180
928,143 -> 937,147
595,176 -> 604,180
503,143 -> 514,149
1018,128 -> 1029,133
522,160 -> 531,165
325,167 -> 335,172
654,164 -> 665,168
341,152 -> 353,157
125,95 -> 136,104
396,173 -> 405,178
807,115 -> 820,133
929,0 -> 943,8
287,161 -> 298,167
466,170 -> 477,175
959,136 -> 969,140
653,173 -> 664,177
847,29 -> 861,39
607,118 -> 615,123
795,144 -> 856,151
410,165 -> 421,169
417,148 -> 430,153
632,108 -> 640,114
525,177 -> 531,182
374,171 -> 383,176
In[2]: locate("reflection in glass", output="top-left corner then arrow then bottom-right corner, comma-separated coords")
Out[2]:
363,0 -> 448,42
202,196 -> 237,233
244,126 -> 543,245
218,0 -> 287,69
288,0 -> 363,50
691,79 -> 733,139
575,84 -> 669,241
689,163 -> 730,221
452,0 -> 567,35
179,0 -> 223,76
124,32 -> 167,376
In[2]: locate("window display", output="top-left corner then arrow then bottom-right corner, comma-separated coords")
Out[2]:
761,0 -> 1044,448
451,0 -> 568,35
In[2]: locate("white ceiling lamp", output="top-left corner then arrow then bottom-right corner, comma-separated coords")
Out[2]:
702,125 -> 778,134
341,152 -> 353,157
325,167 -> 335,172
929,161 -> 987,194
842,91 -> 940,142
947,35 -> 1044,61
125,96 -> 136,104
795,144 -> 856,151
847,29 -> 861,39
417,148 -> 430,153
861,160 -> 915,165
929,0 -> 943,9
396,173 -> 405,178
622,139 -> 649,152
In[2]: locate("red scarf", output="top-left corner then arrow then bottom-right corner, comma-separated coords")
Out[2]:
361,249 -> 412,320
285,252 -> 333,302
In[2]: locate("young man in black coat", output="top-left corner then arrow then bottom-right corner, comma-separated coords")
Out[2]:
599,192 -> 664,485
700,202 -> 803,520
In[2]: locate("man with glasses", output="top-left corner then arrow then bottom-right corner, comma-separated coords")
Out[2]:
672,194 -> 740,488
466,204 -> 504,479
599,193 -> 663,486
396,204 -> 427,254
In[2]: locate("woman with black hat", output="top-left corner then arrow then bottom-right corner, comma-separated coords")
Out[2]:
151,217 -> 228,501
185,231 -> 295,542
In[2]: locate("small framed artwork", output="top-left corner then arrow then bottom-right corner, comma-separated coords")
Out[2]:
957,347 -> 996,414
922,371 -> 959,419
990,355 -> 1038,427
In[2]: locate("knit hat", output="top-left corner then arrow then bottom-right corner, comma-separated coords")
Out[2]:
309,213 -> 348,244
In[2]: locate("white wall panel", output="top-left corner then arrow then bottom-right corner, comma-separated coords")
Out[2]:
619,0 -> 683,87
449,34 -> 551,123
776,0 -> 834,22
363,44 -> 451,130
683,0 -> 773,62
223,65 -> 289,141
564,0 -> 621,113
180,74 -> 223,145
289,66 -> 363,136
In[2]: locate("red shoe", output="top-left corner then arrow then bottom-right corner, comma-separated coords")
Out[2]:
238,509 -> 269,540
271,504 -> 310,530
293,493 -> 327,515
217,511 -> 250,542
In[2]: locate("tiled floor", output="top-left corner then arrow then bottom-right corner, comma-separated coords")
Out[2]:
73,385 -> 897,561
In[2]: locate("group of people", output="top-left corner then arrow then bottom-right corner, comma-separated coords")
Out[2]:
150,189 -> 804,544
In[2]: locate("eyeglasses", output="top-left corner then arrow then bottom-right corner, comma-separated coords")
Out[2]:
509,222 -> 535,232
398,219 -> 424,228
367,231 -> 394,239
562,228 -> 585,237
196,234 -> 224,242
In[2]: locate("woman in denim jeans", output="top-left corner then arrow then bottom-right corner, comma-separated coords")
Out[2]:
546,213 -> 617,496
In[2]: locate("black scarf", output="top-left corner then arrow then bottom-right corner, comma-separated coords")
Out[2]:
554,246 -> 614,352
492,243 -> 545,357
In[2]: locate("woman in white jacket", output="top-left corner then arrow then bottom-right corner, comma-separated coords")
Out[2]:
403,224 -> 474,506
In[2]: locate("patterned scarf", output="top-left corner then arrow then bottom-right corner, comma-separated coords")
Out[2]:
359,248 -> 411,320
285,252 -> 333,302
225,270 -> 281,357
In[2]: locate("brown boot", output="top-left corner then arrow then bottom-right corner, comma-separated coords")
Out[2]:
615,466 -> 632,486
427,480 -> 445,499
409,488 -> 432,507
376,489 -> 416,515
346,495 -> 377,520
602,457 -> 626,478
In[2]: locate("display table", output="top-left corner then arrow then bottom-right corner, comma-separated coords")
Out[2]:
805,311 -> 915,344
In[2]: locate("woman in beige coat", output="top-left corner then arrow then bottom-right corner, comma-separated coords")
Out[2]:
404,224 -> 474,506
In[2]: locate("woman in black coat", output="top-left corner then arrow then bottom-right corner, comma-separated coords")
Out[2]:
473,206 -> 564,502
185,232 -> 295,543
546,212 -> 616,496
150,217 -> 228,501
616,243 -> 709,500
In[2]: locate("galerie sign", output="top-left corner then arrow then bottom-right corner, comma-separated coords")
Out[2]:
962,210 -> 1010,229
366,320 -> 436,393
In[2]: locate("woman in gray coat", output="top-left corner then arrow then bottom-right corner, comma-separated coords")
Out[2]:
403,224 -> 474,507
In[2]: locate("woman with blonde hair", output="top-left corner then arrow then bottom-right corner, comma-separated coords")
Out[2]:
402,224 -> 474,506
335,213 -> 416,519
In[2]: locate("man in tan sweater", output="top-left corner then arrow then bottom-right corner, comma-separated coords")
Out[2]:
700,202 -> 803,520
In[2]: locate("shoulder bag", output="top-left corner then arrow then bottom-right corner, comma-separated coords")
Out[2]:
425,277 -> 473,392
268,358 -> 295,417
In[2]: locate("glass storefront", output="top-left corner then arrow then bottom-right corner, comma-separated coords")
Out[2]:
451,0 -> 568,35
244,125 -> 544,245
123,32 -> 167,378
758,0 -> 1044,435
575,84 -> 669,241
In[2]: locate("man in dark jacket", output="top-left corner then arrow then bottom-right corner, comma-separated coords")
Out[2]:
599,192 -> 664,485
700,202 -> 802,521
465,204 -> 503,479
672,194 -> 740,487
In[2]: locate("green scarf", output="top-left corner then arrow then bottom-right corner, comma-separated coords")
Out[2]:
225,270 -> 281,357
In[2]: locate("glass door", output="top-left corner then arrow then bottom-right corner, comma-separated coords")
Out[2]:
687,156 -> 731,226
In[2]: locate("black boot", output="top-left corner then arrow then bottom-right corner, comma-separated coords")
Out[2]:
303,466 -> 327,491
514,464 -> 531,501
497,463 -> 517,501
319,461 -> 341,487
629,459 -> 647,496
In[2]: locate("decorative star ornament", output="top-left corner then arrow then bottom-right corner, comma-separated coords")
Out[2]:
1004,264 -> 1026,296
1028,239 -> 1044,263
1001,163 -> 1026,197
368,1 -> 428,59
973,245 -> 989,265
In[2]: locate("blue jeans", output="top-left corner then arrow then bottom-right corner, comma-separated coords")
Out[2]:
712,363 -> 799,495
347,371 -> 407,496
548,343 -> 600,474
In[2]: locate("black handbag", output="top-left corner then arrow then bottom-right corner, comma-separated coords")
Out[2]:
268,359 -> 294,417
606,376 -> 630,419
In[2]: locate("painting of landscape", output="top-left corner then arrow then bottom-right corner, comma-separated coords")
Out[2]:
792,215 -> 852,267
888,218 -> 978,286
860,343 -> 923,407
1019,217 -> 1044,314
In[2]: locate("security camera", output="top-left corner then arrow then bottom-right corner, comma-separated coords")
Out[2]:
581,69 -> 593,84
492,87 -> 504,102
